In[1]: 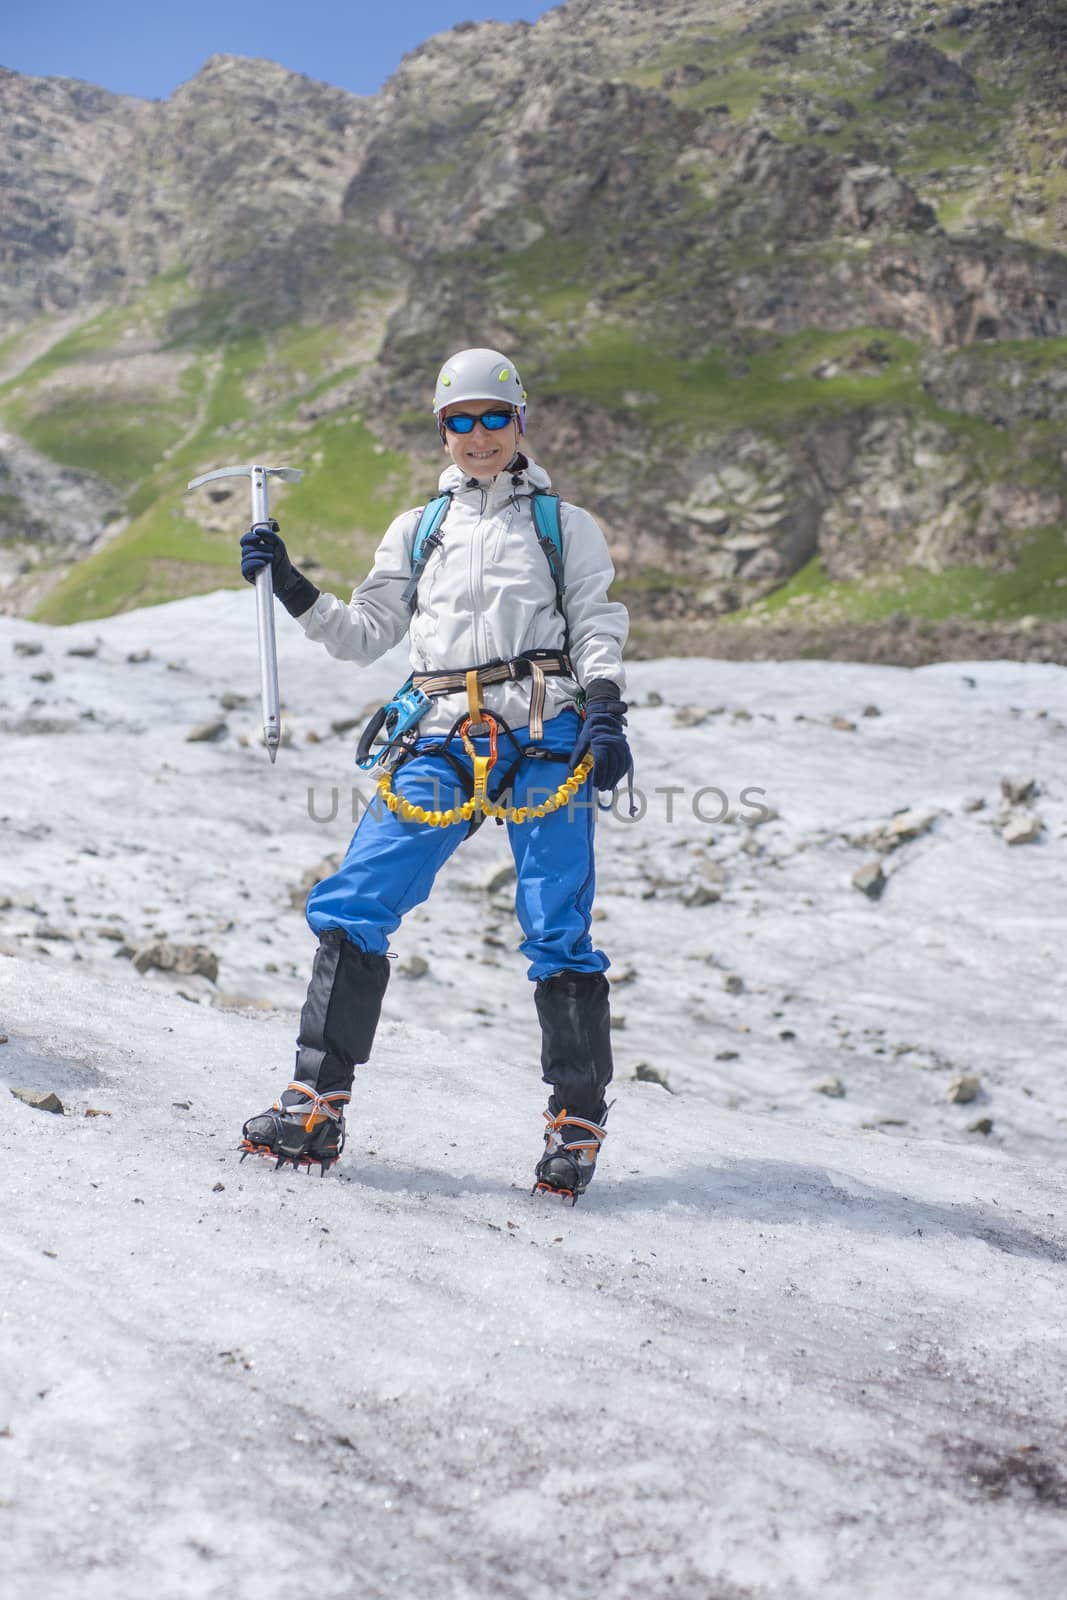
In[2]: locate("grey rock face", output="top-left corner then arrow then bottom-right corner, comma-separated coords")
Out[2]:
0,430 -> 120,548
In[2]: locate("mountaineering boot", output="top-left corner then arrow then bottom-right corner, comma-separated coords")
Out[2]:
534,1105 -> 609,1202
241,930 -> 391,1171
532,969 -> 614,1199
242,1081 -> 351,1172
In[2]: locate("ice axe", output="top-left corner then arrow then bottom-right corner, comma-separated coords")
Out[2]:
186,464 -> 303,763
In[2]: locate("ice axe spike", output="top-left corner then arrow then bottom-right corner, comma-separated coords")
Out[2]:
186,464 -> 304,763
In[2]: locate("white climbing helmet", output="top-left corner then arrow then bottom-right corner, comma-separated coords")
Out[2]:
433,347 -> 527,432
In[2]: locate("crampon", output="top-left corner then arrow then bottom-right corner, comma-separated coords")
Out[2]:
240,1081 -> 350,1175
532,1107 -> 607,1204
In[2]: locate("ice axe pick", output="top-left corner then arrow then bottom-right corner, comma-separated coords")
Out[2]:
186,464 -> 303,763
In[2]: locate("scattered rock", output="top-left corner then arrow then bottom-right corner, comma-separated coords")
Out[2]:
862,704 -> 881,718
1000,812 -> 1043,846
483,862 -> 517,895
31,669 -> 54,683
645,691 -> 663,707
814,1077 -> 846,1098
683,883 -> 722,907
10,1087 -> 63,1113
853,860 -> 886,900
633,1063 -> 673,1092
886,807 -> 940,845
715,1049 -> 739,1061
1000,775 -> 1038,806
132,941 -> 219,982
13,641 -> 44,657
212,1182 -> 226,1193
399,954 -> 429,979
33,923 -> 73,941
96,925 -> 126,941
84,1107 -> 112,1118
66,643 -> 99,658
832,716 -> 856,732
673,705 -> 713,728
947,1074 -> 981,1104
968,1117 -> 994,1136
185,720 -> 228,744
3,716 -> 79,736
219,692 -> 249,710
126,649 -> 151,664
289,854 -> 343,908
962,796 -> 985,813
724,974 -> 745,995
212,993 -> 275,1011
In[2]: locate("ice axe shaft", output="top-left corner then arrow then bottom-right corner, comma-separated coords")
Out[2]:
186,464 -> 303,763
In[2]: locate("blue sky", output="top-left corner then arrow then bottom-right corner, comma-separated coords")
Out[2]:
2,0 -> 560,99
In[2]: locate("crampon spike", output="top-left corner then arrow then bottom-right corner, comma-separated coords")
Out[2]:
532,1179 -> 579,1205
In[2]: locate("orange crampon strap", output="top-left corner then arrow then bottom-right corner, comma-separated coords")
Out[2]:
543,1107 -> 607,1157
273,1081 -> 351,1134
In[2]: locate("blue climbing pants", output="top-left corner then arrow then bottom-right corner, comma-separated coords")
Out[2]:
306,710 -> 609,982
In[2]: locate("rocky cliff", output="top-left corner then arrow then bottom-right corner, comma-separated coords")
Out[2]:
0,0 -> 1064,658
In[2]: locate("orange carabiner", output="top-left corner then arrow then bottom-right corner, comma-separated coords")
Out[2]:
459,713 -> 499,769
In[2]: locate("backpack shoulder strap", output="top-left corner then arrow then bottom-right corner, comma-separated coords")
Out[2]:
401,492 -> 452,609
531,492 -> 564,589
530,491 -> 569,652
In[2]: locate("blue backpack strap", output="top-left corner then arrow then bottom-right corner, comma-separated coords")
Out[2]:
531,491 -> 569,651
401,492 -> 452,609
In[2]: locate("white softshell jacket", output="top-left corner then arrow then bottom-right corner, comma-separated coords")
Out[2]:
296,456 -> 629,738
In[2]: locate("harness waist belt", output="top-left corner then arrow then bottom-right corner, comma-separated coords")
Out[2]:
412,650 -> 574,741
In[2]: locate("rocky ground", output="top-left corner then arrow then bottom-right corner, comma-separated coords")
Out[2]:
630,613 -> 1067,664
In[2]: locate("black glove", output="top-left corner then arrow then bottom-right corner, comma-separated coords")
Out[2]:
239,522 -> 320,619
569,679 -> 633,791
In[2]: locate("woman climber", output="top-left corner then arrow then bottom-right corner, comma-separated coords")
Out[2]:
237,346 -> 631,1201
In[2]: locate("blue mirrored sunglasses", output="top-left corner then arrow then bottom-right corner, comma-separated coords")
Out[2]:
442,409 -> 517,435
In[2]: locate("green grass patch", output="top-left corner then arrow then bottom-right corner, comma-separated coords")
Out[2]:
293,418 -> 410,539
738,525 -> 1067,625
10,392 -> 191,490
201,330 -> 265,432
543,325 -> 925,434
34,509 -> 235,625
496,229 -> 595,322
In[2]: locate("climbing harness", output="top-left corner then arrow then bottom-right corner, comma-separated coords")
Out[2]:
376,712 -> 593,829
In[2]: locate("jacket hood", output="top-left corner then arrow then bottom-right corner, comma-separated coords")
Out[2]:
438,452 -> 552,497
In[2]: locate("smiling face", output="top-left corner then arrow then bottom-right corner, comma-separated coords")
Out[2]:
440,401 -> 521,480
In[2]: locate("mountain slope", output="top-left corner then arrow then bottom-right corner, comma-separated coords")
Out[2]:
0,0 -> 1065,654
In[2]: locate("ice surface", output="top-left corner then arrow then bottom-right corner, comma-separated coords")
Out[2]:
1,591 -> 1066,1597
